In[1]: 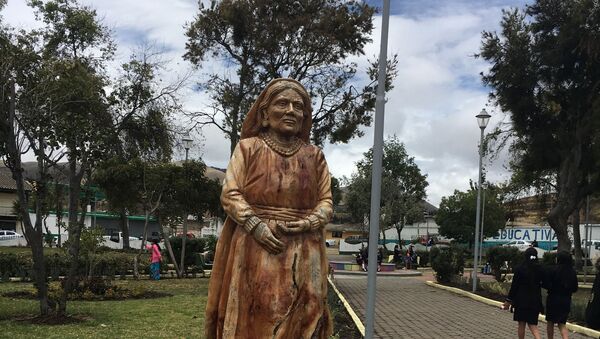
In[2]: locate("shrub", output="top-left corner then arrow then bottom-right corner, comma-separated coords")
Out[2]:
481,280 -> 510,296
0,250 -> 138,280
168,237 -> 206,270
430,245 -> 465,283
486,246 -> 522,282
204,235 -> 217,253
542,251 -> 557,266
415,250 -> 430,267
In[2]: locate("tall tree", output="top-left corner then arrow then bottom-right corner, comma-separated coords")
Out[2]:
346,136 -> 428,245
0,25 -> 57,316
479,0 -> 600,251
100,47 -> 181,249
158,160 -> 221,277
184,0 -> 398,153
26,0 -> 115,315
436,184 -> 507,247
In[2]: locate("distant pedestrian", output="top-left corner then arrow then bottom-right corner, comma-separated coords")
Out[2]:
393,245 -> 401,267
355,252 -> 366,271
146,239 -> 162,280
544,251 -> 578,339
405,245 -> 415,270
585,257 -> 600,330
377,247 -> 383,272
502,247 -> 543,339
362,246 -> 369,271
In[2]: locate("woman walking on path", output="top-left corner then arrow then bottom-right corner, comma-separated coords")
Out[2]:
544,251 -> 578,339
586,257 -> 600,330
502,247 -> 543,339
146,239 -> 162,280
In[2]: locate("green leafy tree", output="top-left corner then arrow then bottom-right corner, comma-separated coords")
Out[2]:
23,0 -> 115,316
0,0 -> 114,315
346,136 -> 428,245
0,10 -> 64,316
330,176 -> 342,206
93,157 -> 141,248
479,0 -> 600,251
184,0 -> 398,153
436,184 -> 507,248
158,160 -> 221,277
99,47 -> 183,249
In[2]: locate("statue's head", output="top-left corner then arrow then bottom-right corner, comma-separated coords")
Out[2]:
241,78 -> 313,142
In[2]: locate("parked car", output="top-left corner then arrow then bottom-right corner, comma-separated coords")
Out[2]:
105,232 -> 139,243
0,230 -> 23,240
325,239 -> 337,247
344,235 -> 368,245
502,240 -> 532,251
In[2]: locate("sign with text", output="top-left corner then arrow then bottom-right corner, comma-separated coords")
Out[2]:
487,227 -> 557,242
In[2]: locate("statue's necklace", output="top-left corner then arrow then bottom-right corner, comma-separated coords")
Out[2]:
260,132 -> 303,157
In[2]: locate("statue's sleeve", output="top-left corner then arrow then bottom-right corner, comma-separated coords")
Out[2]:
221,142 -> 255,226
308,149 -> 333,229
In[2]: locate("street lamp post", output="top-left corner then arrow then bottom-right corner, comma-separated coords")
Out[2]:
180,133 -> 193,277
473,108 -> 490,292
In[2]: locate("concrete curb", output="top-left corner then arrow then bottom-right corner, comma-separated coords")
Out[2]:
328,277 -> 365,337
425,281 -> 600,339
332,270 -> 422,277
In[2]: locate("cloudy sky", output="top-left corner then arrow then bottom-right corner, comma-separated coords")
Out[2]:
2,0 -> 530,206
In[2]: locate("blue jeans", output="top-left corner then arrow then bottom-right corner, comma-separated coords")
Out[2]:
150,262 -> 160,280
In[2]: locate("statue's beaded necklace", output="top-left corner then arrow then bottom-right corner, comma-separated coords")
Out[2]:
260,132 -> 304,157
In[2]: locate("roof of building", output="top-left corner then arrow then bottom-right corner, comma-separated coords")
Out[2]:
205,167 -> 225,182
0,166 -> 33,191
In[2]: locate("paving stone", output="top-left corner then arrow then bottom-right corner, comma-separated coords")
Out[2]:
332,276 -> 592,338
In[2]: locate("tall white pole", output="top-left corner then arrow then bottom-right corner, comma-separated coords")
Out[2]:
584,194 -> 590,284
365,0 -> 390,337
479,187 -> 486,266
473,127 -> 484,292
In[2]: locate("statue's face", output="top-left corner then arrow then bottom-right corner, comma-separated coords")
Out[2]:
265,88 -> 305,137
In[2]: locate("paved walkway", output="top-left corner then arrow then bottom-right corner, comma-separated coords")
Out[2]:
333,275 -> 591,339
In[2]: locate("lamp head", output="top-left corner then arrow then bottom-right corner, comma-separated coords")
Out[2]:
476,109 -> 491,129
182,134 -> 193,150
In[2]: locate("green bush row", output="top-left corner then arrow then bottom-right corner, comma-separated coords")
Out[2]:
0,251 -> 168,281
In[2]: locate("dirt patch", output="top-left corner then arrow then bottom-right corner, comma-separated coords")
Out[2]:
328,282 -> 362,339
444,281 -> 506,303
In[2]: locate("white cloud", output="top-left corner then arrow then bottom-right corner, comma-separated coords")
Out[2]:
3,0 -> 520,206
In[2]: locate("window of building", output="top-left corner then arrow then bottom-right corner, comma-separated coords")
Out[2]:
331,231 -> 343,238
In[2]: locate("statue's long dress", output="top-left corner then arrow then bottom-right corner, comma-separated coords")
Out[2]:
205,137 -> 333,339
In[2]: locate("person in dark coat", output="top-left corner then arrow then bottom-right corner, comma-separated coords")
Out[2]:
502,247 -> 543,339
586,257 -> 600,330
393,244 -> 401,267
377,247 -> 383,272
544,251 -> 578,339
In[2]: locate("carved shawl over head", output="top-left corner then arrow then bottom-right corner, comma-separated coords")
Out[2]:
240,78 -> 313,142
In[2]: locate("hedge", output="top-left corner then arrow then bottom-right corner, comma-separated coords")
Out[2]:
0,251 -> 167,281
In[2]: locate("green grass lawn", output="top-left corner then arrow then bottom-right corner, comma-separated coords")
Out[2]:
0,278 -> 208,338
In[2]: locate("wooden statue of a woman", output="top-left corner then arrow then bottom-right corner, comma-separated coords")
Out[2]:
205,78 -> 333,338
